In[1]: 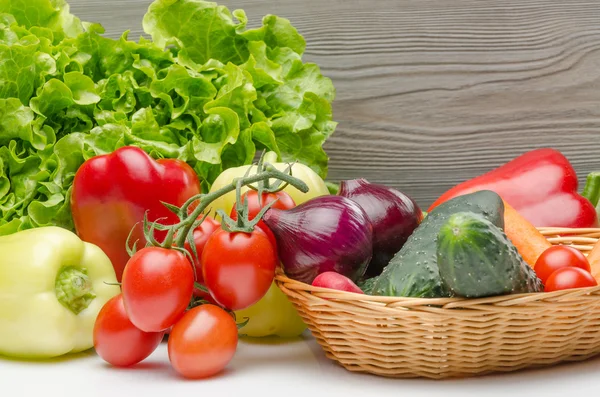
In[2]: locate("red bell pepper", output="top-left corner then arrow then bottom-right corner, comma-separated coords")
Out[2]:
428,148 -> 599,228
71,146 -> 201,281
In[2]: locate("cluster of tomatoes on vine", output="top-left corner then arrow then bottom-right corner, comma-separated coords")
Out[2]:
92,161 -> 306,379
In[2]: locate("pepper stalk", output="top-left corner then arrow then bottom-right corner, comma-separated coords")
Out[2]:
582,172 -> 600,219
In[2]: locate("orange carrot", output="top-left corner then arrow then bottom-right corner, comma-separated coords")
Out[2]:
587,240 -> 600,282
502,200 -> 552,268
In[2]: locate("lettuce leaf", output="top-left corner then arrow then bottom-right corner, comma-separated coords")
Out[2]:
0,0 -> 84,41
0,0 -> 336,235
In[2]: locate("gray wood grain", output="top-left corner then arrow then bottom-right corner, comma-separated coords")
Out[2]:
68,0 -> 600,208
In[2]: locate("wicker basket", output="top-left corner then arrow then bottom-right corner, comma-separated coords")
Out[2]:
274,227 -> 600,379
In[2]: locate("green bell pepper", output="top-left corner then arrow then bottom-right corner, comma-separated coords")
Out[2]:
208,152 -> 329,338
0,226 -> 121,359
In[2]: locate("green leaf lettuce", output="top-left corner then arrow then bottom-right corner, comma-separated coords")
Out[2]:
0,0 -> 336,235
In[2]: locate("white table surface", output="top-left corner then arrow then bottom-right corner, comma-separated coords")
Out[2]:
2,332 -> 598,397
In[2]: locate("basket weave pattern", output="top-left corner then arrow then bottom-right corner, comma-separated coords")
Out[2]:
274,228 -> 600,379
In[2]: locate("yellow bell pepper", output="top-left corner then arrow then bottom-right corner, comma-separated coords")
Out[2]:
235,282 -> 307,338
207,152 -> 329,338
0,226 -> 120,359
207,151 -> 330,220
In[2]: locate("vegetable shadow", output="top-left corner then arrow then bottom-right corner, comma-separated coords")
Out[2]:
0,349 -> 96,364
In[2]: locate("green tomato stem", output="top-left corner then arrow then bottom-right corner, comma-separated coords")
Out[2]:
55,267 -> 96,315
173,164 -> 308,247
235,177 -> 246,228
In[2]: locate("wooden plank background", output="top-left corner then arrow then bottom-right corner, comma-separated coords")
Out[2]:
69,0 -> 600,208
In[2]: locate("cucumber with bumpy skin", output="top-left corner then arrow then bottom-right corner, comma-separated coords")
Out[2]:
370,190 -> 505,298
357,277 -> 378,295
437,212 -> 543,298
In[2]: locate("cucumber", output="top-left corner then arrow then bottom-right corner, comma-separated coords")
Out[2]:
357,277 -> 378,295
370,190 -> 505,298
437,212 -> 543,298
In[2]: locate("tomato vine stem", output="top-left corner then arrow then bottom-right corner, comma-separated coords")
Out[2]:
163,163 -> 308,248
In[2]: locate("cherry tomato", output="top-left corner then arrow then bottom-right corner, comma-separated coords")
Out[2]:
182,216 -> 221,297
230,190 -> 296,250
544,267 -> 598,292
202,227 -> 277,311
168,304 -> 238,379
534,245 -> 591,284
122,247 -> 194,332
93,294 -> 165,367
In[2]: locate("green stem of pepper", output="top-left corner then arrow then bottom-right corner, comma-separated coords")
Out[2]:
582,172 -> 600,207
55,267 -> 96,315
582,172 -> 600,221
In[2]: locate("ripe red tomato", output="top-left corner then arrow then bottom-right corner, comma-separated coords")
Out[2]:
122,247 -> 194,332
534,245 -> 591,284
93,294 -> 164,367
230,190 -> 296,250
202,227 -> 277,311
168,304 -> 238,379
544,267 -> 598,292
183,216 -> 221,297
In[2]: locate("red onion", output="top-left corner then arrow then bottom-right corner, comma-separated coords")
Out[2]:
262,196 -> 373,284
338,178 -> 422,277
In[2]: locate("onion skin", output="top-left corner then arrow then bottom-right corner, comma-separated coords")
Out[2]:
263,196 -> 373,284
339,179 -> 422,277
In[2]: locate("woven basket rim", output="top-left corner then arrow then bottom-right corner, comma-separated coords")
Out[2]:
275,226 -> 600,309
275,273 -> 600,308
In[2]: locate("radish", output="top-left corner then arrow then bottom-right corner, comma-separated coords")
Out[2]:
311,272 -> 364,294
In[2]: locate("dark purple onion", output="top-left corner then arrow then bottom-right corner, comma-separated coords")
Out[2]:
338,178 -> 422,277
262,196 -> 373,284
